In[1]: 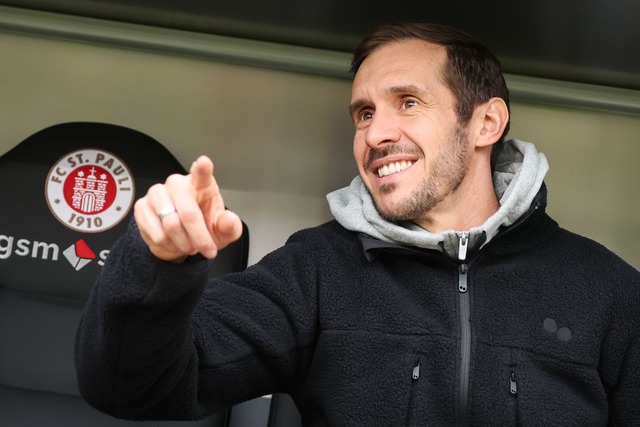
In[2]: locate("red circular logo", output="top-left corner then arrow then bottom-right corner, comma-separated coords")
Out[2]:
62,165 -> 117,214
45,149 -> 135,233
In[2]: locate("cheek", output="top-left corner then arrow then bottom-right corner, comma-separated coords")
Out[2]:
353,134 -> 367,163
353,140 -> 371,181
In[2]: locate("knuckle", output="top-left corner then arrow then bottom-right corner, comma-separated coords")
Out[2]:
133,198 -> 145,214
165,173 -> 186,188
178,207 -> 201,223
144,229 -> 171,249
147,183 -> 165,197
161,215 -> 182,233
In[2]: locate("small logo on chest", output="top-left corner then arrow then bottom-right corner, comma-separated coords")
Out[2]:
543,317 -> 573,342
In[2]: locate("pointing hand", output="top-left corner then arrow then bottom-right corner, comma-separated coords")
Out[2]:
134,156 -> 243,261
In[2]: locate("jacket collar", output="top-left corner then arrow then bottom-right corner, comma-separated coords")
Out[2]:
328,140 -> 550,261
359,184 -> 550,262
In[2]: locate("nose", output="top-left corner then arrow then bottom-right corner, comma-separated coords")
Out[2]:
364,111 -> 401,148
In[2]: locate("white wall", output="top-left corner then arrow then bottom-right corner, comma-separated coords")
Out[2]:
0,31 -> 356,264
509,103 -> 640,268
1,31 -> 638,268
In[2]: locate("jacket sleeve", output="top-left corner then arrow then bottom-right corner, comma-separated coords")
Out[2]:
605,267 -> 640,426
75,221 -> 319,421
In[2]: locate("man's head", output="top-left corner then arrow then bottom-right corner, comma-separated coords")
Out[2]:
351,23 -> 510,143
349,23 -> 510,230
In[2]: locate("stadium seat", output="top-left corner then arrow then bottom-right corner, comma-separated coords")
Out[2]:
0,122 -> 249,426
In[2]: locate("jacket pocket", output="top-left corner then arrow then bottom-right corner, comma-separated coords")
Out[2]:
303,331 -> 421,426
304,330 -> 457,426
509,349 -> 608,427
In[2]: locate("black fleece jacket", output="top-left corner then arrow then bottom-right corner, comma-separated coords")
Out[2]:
76,193 -> 640,426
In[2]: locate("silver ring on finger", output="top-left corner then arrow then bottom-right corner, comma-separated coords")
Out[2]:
158,205 -> 177,222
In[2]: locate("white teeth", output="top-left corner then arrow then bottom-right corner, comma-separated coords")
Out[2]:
377,160 -> 413,177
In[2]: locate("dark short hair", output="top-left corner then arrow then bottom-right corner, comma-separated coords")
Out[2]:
351,23 -> 510,152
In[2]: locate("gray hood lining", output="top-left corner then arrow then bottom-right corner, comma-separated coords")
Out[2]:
326,139 -> 549,259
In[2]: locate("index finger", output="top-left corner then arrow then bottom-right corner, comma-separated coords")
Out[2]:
183,156 -> 226,258
191,156 -> 218,196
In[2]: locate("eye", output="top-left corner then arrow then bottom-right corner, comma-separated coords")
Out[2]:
357,110 -> 373,123
401,98 -> 418,110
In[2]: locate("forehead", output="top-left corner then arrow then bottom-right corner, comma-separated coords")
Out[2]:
352,39 -> 448,97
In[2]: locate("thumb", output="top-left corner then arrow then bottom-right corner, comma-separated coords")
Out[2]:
212,209 -> 243,249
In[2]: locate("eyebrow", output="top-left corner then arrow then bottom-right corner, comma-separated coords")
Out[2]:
348,84 -> 424,118
348,100 -> 367,119
386,84 -> 423,96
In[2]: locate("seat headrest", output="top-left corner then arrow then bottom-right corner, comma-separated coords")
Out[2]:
0,122 -> 188,300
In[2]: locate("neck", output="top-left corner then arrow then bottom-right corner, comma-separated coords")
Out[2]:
415,159 -> 499,233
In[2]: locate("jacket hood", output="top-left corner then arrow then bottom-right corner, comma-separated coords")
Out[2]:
326,139 -> 549,260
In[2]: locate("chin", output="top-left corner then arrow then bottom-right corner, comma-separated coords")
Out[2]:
372,195 -> 409,221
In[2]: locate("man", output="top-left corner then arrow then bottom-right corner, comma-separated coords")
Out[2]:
76,23 -> 640,425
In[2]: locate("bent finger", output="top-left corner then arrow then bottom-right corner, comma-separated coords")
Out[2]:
134,196 -> 183,260
211,209 -> 243,250
146,181 -> 200,257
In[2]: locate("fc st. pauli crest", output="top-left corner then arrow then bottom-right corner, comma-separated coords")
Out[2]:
45,149 -> 135,233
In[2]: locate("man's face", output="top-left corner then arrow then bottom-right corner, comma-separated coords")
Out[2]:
350,39 -> 472,224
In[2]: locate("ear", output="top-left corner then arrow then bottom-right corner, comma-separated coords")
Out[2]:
474,97 -> 509,148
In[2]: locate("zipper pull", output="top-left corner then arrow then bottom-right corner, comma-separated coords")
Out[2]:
458,263 -> 468,293
456,231 -> 469,261
510,372 -> 517,395
412,363 -> 420,380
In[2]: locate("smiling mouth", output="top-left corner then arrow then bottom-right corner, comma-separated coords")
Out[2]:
377,160 -> 413,178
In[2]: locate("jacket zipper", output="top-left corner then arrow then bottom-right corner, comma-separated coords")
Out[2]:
452,200 -> 542,425
452,202 -> 541,426
510,371 -> 518,395
456,232 -> 471,427
454,205 -> 539,426
412,362 -> 421,380
510,371 -> 519,423
406,361 -> 420,425
456,201 -> 540,426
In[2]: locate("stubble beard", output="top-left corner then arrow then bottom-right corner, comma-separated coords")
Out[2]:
370,125 -> 470,223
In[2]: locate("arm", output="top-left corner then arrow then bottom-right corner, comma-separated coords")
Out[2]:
605,267 -> 640,425
75,156 -> 315,420
607,330 -> 640,426
75,221 -> 216,419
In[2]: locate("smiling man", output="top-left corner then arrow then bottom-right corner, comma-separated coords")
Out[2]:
349,35 -> 504,233
76,23 -> 640,426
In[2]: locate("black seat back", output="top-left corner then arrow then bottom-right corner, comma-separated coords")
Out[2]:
0,122 -> 248,426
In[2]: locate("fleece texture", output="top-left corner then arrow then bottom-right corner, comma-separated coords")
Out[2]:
76,140 -> 639,425
76,188 -> 640,426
